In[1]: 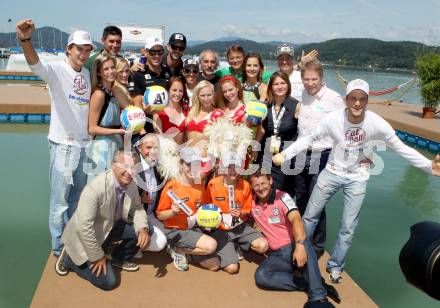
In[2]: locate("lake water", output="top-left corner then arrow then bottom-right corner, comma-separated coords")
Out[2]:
0,124 -> 439,308
0,58 -> 422,105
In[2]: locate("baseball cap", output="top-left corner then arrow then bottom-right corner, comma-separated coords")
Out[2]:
346,79 -> 370,96
169,33 -> 187,47
67,30 -> 96,49
275,44 -> 294,57
180,147 -> 202,163
220,152 -> 243,168
183,57 -> 199,68
145,36 -> 164,50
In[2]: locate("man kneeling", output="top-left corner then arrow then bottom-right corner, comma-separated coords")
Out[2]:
250,169 -> 337,308
55,149 -> 162,290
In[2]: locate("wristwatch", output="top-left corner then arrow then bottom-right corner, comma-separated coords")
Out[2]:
295,239 -> 305,245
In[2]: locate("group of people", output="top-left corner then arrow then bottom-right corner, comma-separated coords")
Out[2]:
16,18 -> 440,308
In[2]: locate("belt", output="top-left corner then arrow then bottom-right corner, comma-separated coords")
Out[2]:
306,148 -> 332,155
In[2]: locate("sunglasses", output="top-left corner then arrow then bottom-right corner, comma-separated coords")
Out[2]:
171,44 -> 185,52
148,49 -> 164,56
183,68 -> 199,75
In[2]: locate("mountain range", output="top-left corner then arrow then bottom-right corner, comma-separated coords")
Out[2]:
1,27 -> 438,70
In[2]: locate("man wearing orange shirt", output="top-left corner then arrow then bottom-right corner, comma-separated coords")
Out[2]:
202,153 -> 268,274
156,147 -> 217,271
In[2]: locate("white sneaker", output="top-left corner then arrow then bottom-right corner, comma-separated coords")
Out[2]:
167,244 -> 189,271
328,271 -> 342,284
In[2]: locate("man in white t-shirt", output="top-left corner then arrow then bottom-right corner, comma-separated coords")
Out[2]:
275,44 -> 318,102
17,19 -> 95,256
273,79 -> 440,283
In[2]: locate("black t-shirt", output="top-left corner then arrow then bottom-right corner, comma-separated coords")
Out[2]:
197,74 -> 220,88
128,63 -> 171,96
161,54 -> 183,78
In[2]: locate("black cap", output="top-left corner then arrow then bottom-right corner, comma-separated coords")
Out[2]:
169,33 -> 187,48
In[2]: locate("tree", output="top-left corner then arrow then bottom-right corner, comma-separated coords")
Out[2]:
416,52 -> 440,110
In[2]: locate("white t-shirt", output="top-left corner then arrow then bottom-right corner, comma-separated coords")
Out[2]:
298,85 -> 345,150
289,70 -> 304,102
30,60 -> 91,147
283,109 -> 433,181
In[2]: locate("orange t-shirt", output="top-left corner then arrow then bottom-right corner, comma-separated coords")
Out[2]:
156,178 -> 207,230
205,176 -> 252,230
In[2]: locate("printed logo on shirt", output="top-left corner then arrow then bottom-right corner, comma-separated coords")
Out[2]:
144,74 -> 152,80
73,75 -> 88,95
345,128 -> 366,147
272,207 -> 280,216
253,208 -> 261,216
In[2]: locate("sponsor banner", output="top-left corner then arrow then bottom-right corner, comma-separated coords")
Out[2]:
110,25 -> 164,44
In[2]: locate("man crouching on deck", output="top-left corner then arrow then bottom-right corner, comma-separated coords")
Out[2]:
55,149 -> 153,290
249,169 -> 338,308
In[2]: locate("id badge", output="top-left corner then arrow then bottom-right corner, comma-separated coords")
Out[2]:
270,136 -> 281,153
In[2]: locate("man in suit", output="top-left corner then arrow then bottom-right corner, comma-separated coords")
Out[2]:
133,133 -> 167,258
55,149 -> 150,290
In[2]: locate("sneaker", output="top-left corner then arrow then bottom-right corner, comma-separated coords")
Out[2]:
304,299 -> 335,308
235,243 -> 244,261
327,270 -> 342,284
167,244 -> 189,271
133,250 -> 143,259
112,260 -> 139,272
55,247 -> 69,276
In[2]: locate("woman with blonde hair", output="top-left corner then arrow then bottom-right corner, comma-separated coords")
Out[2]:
185,80 -> 223,180
87,54 -> 131,181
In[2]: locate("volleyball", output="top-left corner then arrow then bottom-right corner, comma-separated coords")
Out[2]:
120,105 -> 147,133
143,85 -> 168,112
245,100 -> 267,126
197,204 -> 222,230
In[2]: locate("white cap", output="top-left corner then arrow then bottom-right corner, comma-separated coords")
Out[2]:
67,30 -> 96,49
346,79 -> 369,96
145,36 -> 164,50
180,147 -> 202,163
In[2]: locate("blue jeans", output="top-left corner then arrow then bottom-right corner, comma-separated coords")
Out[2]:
294,149 -> 331,258
49,141 -> 88,255
63,220 -> 138,290
254,241 -> 327,301
303,168 -> 367,273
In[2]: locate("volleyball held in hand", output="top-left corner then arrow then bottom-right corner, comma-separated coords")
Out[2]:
197,204 -> 222,230
143,85 -> 168,112
245,100 -> 268,126
120,106 -> 147,133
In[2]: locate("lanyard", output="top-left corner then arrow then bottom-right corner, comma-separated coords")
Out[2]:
272,105 -> 286,135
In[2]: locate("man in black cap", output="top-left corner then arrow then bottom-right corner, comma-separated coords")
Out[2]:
162,33 -> 187,77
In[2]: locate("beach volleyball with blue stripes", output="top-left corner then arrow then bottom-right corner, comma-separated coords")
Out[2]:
143,85 -> 168,112
120,105 -> 147,133
245,100 -> 268,126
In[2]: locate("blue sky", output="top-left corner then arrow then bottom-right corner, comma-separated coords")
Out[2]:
2,0 -> 440,45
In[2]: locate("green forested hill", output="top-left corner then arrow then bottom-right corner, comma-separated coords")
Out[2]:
188,38 -> 439,70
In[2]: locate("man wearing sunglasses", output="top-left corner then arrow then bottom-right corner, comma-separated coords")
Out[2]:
162,33 -> 187,77
129,36 -> 171,133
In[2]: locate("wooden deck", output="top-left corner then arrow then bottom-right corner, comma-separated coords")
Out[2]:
30,251 -> 377,308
